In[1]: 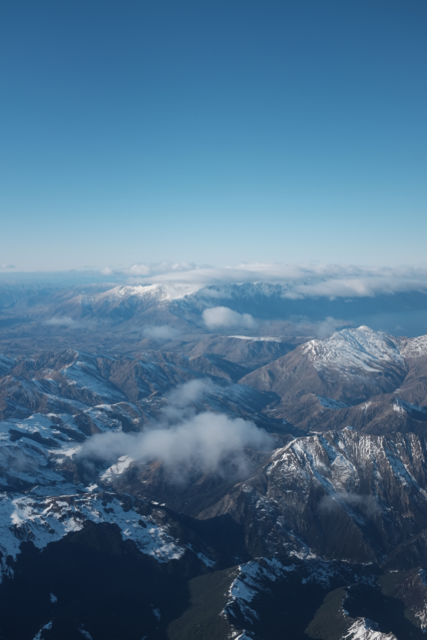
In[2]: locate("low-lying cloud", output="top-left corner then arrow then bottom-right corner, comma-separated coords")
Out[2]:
292,316 -> 352,338
82,412 -> 270,477
142,325 -> 181,341
203,306 -> 257,329
315,316 -> 350,338
45,316 -> 98,329
163,379 -> 213,414
79,379 -> 273,480
319,492 -> 380,518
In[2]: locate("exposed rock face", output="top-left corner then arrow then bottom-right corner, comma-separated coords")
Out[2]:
199,429 -> 427,566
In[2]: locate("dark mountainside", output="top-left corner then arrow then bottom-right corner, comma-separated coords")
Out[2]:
1,283 -> 427,639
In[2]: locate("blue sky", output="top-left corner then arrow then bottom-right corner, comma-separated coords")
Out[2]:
1,0 -> 426,272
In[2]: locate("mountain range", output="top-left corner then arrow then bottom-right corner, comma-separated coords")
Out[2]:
1,280 -> 427,355
1,284 -> 427,638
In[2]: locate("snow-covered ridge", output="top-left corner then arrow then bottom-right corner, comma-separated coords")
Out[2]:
400,334 -> 427,359
0,492 -> 186,580
270,428 -> 427,501
344,618 -> 397,639
224,557 -> 377,638
89,283 -> 202,303
224,558 -> 291,623
301,326 -> 405,374
0,401 -> 138,490
101,455 -> 134,482
61,357 -> 125,402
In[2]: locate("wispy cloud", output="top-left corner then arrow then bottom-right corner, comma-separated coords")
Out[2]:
307,316 -> 352,338
142,325 -> 181,341
45,316 -> 98,329
318,492 -> 380,518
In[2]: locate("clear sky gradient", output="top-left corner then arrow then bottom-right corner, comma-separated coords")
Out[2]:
1,0 -> 426,271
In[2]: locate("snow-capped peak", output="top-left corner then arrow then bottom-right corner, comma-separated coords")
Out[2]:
97,284 -> 170,302
301,326 -> 405,374
94,282 -> 202,303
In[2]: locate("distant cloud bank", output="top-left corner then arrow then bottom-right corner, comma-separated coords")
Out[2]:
3,262 -> 427,302
97,262 -> 427,300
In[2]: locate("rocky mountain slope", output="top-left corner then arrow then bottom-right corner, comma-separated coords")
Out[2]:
241,326 -> 427,438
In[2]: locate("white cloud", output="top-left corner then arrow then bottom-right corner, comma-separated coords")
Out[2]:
162,379 -> 215,420
203,306 -> 257,329
80,380 -> 272,479
82,412 -> 270,476
319,492 -> 380,517
97,262 -> 427,300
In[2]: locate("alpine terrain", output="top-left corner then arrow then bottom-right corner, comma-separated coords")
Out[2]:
1,282 -> 427,639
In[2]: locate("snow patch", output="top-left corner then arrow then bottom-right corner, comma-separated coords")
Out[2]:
100,456 -> 134,482
343,618 -> 397,639
400,335 -> 427,359
0,492 -> 185,580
